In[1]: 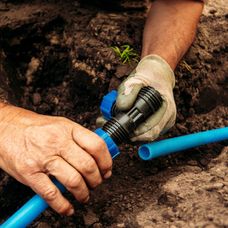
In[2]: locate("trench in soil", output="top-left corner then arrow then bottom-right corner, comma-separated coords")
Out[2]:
0,1 -> 227,227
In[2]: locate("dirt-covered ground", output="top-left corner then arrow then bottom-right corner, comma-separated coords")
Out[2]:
0,0 -> 227,227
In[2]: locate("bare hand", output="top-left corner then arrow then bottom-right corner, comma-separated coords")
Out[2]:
0,105 -> 112,216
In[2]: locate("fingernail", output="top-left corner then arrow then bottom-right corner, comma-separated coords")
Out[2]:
67,208 -> 74,216
83,196 -> 90,203
103,170 -> 112,179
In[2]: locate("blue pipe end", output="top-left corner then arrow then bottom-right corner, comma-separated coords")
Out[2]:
138,127 -> 228,161
138,146 -> 151,161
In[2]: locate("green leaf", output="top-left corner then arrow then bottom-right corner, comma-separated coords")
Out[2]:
111,44 -> 139,64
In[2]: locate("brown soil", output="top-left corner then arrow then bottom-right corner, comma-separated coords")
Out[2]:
0,0 -> 227,227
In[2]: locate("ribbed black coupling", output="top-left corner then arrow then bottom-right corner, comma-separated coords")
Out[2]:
138,87 -> 162,113
103,118 -> 129,144
102,86 -> 163,144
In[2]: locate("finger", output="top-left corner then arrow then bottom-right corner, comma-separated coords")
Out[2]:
28,173 -> 74,216
46,157 -> 90,203
134,100 -> 167,136
72,124 -> 112,177
131,100 -> 173,142
61,142 -> 104,188
96,116 -> 107,128
116,83 -> 143,111
131,125 -> 160,142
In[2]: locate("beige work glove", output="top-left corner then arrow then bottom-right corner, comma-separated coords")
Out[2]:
97,54 -> 176,142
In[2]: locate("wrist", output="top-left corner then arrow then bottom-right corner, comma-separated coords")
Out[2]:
141,48 -> 178,71
0,104 -> 24,128
136,54 -> 175,89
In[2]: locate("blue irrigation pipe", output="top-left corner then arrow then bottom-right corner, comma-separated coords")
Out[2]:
0,180 -> 65,228
1,129 -> 119,228
2,127 -> 228,227
138,127 -> 228,161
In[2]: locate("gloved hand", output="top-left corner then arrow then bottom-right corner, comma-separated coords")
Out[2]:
97,54 -> 176,142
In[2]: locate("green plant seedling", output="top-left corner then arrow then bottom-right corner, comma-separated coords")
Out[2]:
111,45 -> 139,64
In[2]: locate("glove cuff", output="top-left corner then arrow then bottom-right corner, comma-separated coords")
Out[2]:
137,54 -> 175,89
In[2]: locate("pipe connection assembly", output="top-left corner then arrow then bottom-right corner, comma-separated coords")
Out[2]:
97,86 -> 163,147
1,86 -> 162,228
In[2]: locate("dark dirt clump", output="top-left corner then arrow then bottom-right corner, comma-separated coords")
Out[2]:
0,0 -> 227,227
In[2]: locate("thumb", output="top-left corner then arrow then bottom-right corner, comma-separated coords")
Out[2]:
96,116 -> 107,128
116,82 -> 143,111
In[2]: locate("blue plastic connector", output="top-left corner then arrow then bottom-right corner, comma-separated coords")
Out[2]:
138,127 -> 228,161
95,128 -> 120,158
1,128 -> 120,228
100,90 -> 117,120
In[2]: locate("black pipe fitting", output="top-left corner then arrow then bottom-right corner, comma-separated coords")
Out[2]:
102,86 -> 163,144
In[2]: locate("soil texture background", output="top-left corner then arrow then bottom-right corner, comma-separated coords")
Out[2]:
0,0 -> 227,227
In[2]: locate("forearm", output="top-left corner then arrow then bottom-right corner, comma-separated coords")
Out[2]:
141,0 -> 204,70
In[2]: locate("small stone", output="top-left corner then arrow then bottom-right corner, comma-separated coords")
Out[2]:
129,161 -> 134,167
199,158 -> 209,166
62,81 -> 67,87
176,123 -> 188,133
187,160 -> 198,166
53,97 -> 59,105
26,57 -> 40,85
37,103 -> 52,113
150,167 -> 159,174
209,9 -> 217,14
36,222 -> 51,228
105,63 -> 112,71
127,203 -> 131,208
207,214 -> 214,221
101,206 -> 119,224
83,210 -> 99,226
50,34 -> 60,45
92,223 -> 103,228
32,93 -> 41,106
205,183 -> 224,191
189,222 -> 195,228
108,77 -> 121,91
115,64 -> 133,78
117,223 -> 125,227
170,225 -> 177,228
